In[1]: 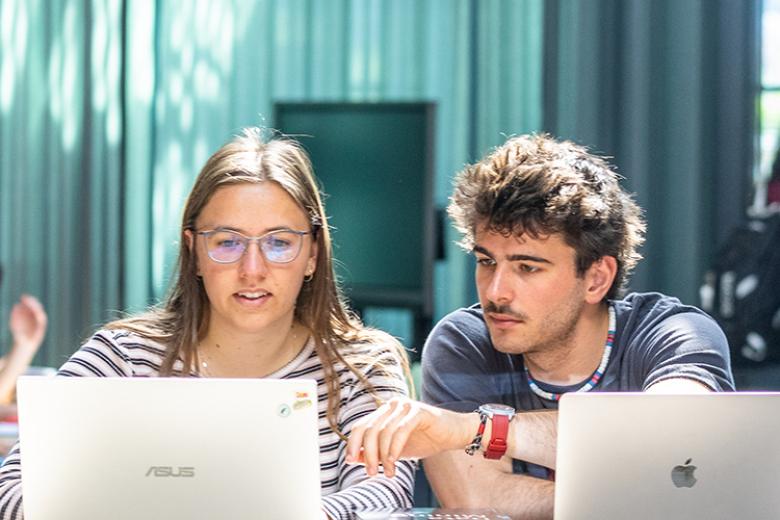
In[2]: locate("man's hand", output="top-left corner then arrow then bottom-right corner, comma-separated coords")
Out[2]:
9,294 -> 47,355
345,397 -> 476,478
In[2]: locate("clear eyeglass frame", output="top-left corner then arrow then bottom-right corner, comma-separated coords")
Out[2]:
195,228 -> 312,264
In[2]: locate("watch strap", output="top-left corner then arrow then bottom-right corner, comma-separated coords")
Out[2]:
483,413 -> 509,459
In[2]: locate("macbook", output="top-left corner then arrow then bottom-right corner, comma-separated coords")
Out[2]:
555,392 -> 780,520
16,376 -> 321,520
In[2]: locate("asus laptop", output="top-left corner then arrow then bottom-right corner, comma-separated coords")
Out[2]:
555,392 -> 780,520
16,377 -> 321,520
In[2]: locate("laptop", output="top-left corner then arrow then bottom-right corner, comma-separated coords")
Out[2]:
555,392 -> 780,520
16,376 -> 321,520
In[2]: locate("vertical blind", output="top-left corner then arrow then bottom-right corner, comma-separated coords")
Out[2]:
0,0 -> 756,365
0,0 -> 543,364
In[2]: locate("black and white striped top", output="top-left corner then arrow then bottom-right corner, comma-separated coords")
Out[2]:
0,329 -> 415,520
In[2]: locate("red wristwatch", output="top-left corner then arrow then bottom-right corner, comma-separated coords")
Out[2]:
477,403 -> 516,459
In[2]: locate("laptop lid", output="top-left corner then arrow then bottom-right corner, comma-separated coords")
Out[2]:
17,376 -> 321,520
555,392 -> 780,520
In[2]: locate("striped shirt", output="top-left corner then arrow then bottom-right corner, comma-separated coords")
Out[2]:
0,329 -> 415,520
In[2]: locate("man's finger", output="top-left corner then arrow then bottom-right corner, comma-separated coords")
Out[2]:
352,400 -> 397,475
377,401 -> 411,477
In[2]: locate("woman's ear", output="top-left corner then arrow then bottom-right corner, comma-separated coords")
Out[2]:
584,256 -> 617,304
306,238 -> 318,276
184,230 -> 201,276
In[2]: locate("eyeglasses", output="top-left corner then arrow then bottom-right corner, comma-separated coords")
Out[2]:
195,228 -> 312,264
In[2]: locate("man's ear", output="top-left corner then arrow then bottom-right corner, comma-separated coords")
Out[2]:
584,256 -> 617,304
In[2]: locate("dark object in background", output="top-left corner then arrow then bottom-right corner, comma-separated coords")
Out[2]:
701,213 -> 780,365
275,103 -> 436,356
769,144 -> 780,205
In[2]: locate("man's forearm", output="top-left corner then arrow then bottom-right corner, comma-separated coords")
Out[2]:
462,409 -> 557,469
505,410 -> 557,468
424,450 -> 554,520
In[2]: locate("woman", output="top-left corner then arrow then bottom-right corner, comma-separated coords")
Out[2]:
0,128 -> 415,519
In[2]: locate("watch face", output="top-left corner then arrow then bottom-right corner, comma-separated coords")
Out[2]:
479,403 -> 515,417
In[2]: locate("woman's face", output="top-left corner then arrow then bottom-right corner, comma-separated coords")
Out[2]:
186,182 -> 317,340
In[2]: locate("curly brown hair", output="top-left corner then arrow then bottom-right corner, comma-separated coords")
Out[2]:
448,134 -> 646,300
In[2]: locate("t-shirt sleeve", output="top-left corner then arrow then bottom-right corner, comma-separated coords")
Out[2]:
421,309 -> 509,413
635,311 -> 734,391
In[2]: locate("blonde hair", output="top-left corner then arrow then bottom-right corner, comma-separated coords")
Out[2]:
108,128 -> 411,437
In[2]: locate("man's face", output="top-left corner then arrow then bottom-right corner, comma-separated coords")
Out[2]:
473,225 -> 588,355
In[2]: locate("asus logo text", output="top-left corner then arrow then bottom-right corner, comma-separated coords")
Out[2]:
145,466 -> 195,477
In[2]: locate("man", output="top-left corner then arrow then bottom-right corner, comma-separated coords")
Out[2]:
345,134 -> 733,519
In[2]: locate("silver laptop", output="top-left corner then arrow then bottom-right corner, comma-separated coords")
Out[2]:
555,392 -> 780,520
16,376 -> 321,520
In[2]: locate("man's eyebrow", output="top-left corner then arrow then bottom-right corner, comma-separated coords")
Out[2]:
473,245 -> 552,264
506,254 -> 552,264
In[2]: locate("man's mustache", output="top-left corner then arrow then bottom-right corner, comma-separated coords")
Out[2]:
483,301 -> 528,321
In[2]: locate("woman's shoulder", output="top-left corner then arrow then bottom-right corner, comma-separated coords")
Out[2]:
328,330 -> 412,407
58,328 -> 168,377
340,328 -> 409,365
87,328 -> 167,355
335,329 -> 411,389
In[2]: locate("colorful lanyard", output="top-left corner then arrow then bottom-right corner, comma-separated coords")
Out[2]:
525,303 -> 616,402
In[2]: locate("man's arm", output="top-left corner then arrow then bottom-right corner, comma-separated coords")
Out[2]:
425,451 -> 553,520
345,398 -> 558,518
636,309 -> 734,391
645,377 -> 712,393
345,399 -> 557,473
424,407 -> 556,520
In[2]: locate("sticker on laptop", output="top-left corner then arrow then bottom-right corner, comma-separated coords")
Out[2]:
293,398 -> 313,410
292,390 -> 313,410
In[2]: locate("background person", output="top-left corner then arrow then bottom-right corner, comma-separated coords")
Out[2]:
0,267 -> 47,406
0,129 -> 415,520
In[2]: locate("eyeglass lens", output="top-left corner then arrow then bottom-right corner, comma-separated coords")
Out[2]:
203,230 -> 303,263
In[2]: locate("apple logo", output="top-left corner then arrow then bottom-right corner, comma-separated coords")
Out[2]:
670,458 -> 697,488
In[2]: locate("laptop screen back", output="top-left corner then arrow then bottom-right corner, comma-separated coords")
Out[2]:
555,392 -> 780,520
17,377 -> 321,520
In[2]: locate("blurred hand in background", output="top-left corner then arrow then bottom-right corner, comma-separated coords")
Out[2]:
1,295 -> 48,405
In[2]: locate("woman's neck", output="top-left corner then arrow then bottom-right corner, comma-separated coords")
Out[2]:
198,321 -> 310,378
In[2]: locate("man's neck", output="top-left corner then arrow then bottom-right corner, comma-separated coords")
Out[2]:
523,303 -> 611,386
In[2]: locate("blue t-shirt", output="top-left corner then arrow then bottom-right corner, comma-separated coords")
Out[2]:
421,292 -> 734,476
